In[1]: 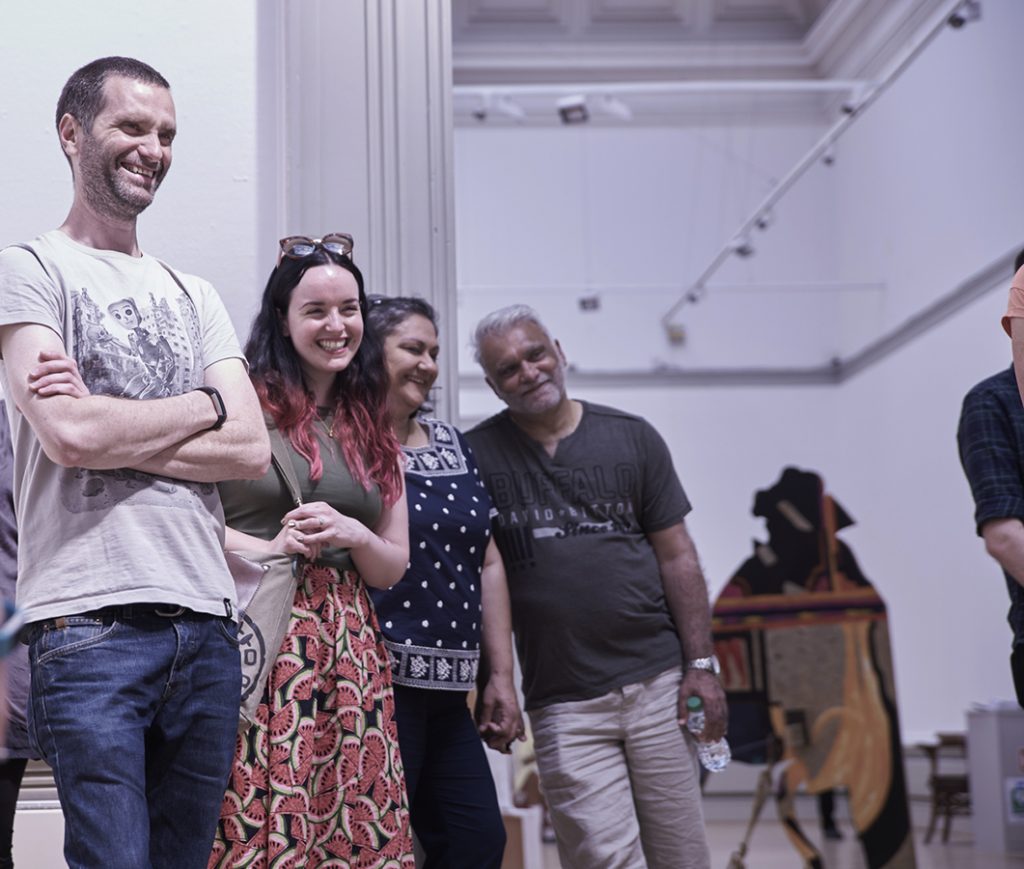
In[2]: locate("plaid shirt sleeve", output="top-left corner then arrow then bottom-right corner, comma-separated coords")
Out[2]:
958,381 -> 1024,535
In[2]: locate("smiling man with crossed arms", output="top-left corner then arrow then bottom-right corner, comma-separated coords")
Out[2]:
0,56 -> 269,868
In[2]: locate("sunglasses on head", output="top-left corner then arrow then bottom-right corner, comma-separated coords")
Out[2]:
278,233 -> 354,260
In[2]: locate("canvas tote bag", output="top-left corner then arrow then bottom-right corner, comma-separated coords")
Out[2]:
227,427 -> 304,727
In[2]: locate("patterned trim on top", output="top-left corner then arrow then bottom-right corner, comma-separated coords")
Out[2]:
402,420 -> 467,477
384,639 -> 480,690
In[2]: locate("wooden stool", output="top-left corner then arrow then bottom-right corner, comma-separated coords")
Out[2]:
918,732 -> 971,843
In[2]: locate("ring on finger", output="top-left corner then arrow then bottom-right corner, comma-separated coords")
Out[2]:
318,516 -> 324,528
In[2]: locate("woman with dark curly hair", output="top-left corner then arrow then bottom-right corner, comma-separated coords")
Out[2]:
210,235 -> 414,868
366,295 -> 523,869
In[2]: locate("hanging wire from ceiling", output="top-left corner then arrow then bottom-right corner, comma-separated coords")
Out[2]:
658,0 -> 981,340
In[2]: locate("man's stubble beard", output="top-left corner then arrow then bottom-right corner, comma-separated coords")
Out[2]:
77,133 -> 160,222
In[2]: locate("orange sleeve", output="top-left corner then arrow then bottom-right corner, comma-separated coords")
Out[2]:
1001,264 -> 1024,337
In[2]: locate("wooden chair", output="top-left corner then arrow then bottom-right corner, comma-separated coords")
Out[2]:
918,732 -> 971,843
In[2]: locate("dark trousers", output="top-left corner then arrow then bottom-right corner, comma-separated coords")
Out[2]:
1012,645 -> 1024,708
393,685 -> 506,869
0,758 -> 27,868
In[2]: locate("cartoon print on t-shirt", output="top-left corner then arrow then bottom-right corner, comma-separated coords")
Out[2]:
72,287 -> 201,398
62,286 -> 214,513
106,298 -> 176,399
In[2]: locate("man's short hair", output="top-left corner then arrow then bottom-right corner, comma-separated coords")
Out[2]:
55,56 -> 170,135
472,304 -> 554,364
1015,247 -> 1024,274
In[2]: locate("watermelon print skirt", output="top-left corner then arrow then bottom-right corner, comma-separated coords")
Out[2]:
210,563 -> 414,868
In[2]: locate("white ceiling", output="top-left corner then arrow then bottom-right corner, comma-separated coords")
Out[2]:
451,0 -> 951,123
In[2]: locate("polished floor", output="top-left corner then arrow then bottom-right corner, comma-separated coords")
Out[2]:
541,818 -> 1024,868
14,806 -> 1024,867
14,782 -> 1023,868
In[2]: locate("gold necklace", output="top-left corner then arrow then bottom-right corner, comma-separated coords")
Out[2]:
318,408 -> 336,438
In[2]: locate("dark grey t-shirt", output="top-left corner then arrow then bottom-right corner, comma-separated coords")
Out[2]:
466,401 -> 690,710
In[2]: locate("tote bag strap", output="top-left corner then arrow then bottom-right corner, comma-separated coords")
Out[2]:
268,426 -> 303,507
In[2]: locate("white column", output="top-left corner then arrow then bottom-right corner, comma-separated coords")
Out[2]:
258,0 -> 458,420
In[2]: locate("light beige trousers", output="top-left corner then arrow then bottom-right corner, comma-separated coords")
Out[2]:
529,666 -> 711,869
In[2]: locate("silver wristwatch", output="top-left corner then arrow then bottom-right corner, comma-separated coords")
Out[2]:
685,655 -> 720,676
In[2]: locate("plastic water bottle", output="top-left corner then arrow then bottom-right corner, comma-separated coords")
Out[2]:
686,696 -> 731,772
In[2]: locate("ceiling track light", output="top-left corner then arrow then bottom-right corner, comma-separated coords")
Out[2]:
948,0 -> 981,28
661,0 -> 964,342
494,95 -> 526,122
557,95 -> 589,125
597,95 -> 633,121
841,83 -> 874,116
466,91 -> 633,125
730,234 -> 755,258
471,93 -> 491,122
754,208 -> 775,231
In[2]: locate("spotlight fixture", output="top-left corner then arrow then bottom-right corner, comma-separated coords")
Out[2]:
578,294 -> 600,312
730,234 -> 754,258
948,0 -> 981,28
471,94 -> 490,123
557,95 -> 589,125
840,84 -> 870,115
597,95 -> 632,121
754,208 -> 775,231
821,142 -> 837,166
494,95 -> 526,122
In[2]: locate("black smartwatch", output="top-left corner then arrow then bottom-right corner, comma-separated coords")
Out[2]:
194,385 -> 227,431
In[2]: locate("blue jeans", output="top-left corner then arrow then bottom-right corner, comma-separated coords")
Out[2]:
28,606 -> 241,869
393,685 -> 506,869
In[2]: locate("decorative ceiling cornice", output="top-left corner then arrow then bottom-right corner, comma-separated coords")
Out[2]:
804,0 -> 950,77
452,0 -> 948,87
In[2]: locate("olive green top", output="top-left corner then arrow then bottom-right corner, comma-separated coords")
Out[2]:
218,425 -> 382,572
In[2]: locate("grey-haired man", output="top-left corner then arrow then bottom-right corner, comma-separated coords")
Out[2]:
465,304 -> 724,869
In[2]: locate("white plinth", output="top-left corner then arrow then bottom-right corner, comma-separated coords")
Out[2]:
967,704 -> 1024,854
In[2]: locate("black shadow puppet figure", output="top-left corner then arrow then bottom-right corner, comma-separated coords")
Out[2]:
712,467 -> 916,869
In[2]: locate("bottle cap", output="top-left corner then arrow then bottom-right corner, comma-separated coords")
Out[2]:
686,696 -> 703,711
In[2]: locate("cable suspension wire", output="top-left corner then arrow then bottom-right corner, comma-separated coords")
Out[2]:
659,0 -> 969,333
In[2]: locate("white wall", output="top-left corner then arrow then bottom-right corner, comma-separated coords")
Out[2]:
454,0 -> 1024,741
455,117 -> 844,372
0,0 -> 265,338
834,0 -> 1024,348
